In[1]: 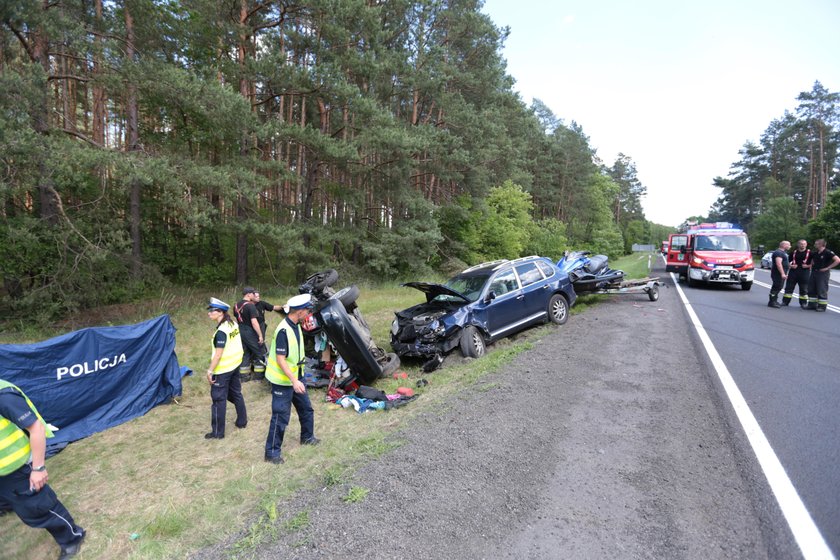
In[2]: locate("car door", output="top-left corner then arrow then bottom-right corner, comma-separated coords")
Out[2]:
514,261 -> 550,320
483,268 -> 524,339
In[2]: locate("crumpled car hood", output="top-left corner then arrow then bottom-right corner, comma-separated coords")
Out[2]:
402,282 -> 471,303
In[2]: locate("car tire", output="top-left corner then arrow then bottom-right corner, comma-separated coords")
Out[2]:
300,269 -> 339,293
547,293 -> 569,325
741,281 -> 752,291
460,326 -> 486,358
648,285 -> 659,301
331,285 -> 360,311
687,276 -> 699,288
378,352 -> 400,377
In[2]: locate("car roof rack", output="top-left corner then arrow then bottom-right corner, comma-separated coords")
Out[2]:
463,259 -> 509,273
509,255 -> 541,264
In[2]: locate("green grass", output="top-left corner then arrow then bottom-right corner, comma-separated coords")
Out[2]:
0,257 -> 652,559
342,486 -> 370,503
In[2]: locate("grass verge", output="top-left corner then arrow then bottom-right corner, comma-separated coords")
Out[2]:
1,255 -> 651,558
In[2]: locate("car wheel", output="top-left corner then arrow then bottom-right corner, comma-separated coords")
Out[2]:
687,277 -> 699,288
460,326 -> 486,358
378,352 -> 400,377
741,281 -> 752,291
648,285 -> 659,301
547,294 -> 569,325
299,269 -> 339,293
331,285 -> 360,311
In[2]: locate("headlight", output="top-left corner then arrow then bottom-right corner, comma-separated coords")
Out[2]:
390,318 -> 399,335
744,258 -> 753,265
692,257 -> 703,265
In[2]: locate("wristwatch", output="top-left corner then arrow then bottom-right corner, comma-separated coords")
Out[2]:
32,465 -> 46,472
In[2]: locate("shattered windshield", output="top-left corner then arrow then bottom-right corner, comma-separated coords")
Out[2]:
439,273 -> 491,302
694,234 -> 750,252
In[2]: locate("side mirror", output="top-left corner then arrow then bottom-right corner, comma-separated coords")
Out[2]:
484,291 -> 497,304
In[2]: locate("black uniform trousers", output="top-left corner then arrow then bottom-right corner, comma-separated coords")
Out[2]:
264,383 -> 315,459
770,271 -> 785,298
807,270 -> 831,308
783,268 -> 810,306
209,369 -> 247,436
238,328 -> 265,376
0,463 -> 85,546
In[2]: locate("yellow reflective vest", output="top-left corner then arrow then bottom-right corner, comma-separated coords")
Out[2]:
265,319 -> 303,386
0,380 -> 54,476
211,320 -> 244,374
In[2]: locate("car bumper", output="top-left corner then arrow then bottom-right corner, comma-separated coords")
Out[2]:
391,334 -> 460,358
688,267 -> 754,283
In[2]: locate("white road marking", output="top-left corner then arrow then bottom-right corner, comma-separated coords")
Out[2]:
670,272 -> 836,560
751,279 -> 840,314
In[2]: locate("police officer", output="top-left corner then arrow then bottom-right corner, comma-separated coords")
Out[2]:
234,287 -> 265,382
264,294 -> 320,464
806,239 -> 840,312
0,379 -> 86,559
205,298 -> 247,439
768,240 -> 791,308
782,239 -> 812,307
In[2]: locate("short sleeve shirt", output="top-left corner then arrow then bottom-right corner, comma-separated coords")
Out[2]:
254,300 -> 274,332
213,329 -> 228,349
789,249 -> 812,267
811,249 -> 837,270
0,389 -> 36,430
771,249 -> 789,276
274,317 -> 301,358
234,300 -> 258,329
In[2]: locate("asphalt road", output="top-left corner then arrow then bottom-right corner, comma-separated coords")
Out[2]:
668,261 -> 840,557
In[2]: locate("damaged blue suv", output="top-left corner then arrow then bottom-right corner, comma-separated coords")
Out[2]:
390,256 -> 576,367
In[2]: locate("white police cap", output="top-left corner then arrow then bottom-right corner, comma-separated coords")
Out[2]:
285,294 -> 313,311
207,297 -> 230,311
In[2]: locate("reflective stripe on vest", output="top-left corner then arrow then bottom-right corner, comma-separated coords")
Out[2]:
265,319 -> 303,386
212,321 -> 244,374
0,380 -> 53,476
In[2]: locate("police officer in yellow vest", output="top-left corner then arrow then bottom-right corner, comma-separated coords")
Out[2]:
205,298 -> 248,439
264,294 -> 320,464
0,379 -> 86,559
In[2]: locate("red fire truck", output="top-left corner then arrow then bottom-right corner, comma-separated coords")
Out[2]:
665,222 -> 754,290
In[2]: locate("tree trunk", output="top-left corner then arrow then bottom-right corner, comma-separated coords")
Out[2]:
126,2 -> 143,277
32,1 -> 59,224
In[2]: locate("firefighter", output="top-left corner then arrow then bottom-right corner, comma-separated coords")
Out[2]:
205,298 -> 247,439
768,240 -> 790,308
0,379 -> 86,559
264,294 -> 320,464
806,239 -> 840,312
233,287 -> 265,382
252,291 -> 283,380
782,239 -> 812,308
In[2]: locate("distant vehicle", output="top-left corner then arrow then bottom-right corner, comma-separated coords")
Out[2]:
665,222 -> 754,290
661,241 -> 669,255
761,252 -> 773,269
391,256 -> 576,368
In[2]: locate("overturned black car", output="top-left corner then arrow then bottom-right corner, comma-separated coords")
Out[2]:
390,256 -> 576,367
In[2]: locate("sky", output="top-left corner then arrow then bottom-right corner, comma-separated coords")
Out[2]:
481,0 -> 840,227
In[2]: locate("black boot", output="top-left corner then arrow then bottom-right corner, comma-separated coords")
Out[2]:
807,302 -> 818,310
768,294 -> 781,308
781,296 -> 791,306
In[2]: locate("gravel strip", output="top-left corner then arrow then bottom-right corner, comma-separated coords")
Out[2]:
207,283 -> 779,560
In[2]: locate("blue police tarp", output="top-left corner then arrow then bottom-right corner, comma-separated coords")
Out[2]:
0,314 -> 182,453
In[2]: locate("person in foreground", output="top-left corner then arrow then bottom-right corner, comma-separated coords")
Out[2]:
0,379 -> 86,559
264,294 -> 320,464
